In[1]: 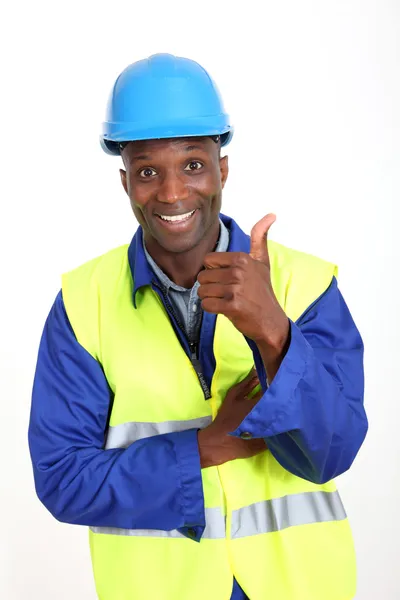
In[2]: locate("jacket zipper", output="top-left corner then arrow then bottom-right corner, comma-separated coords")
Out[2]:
189,341 -> 212,400
152,282 -> 211,400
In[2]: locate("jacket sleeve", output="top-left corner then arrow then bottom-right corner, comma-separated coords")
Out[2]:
28,292 -> 205,541
233,277 -> 368,484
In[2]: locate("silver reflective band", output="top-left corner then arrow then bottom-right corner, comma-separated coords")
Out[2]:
105,416 -> 212,449
90,491 -> 345,540
231,491 -> 346,539
90,506 -> 225,539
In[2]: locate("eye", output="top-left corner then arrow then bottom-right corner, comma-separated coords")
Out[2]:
139,167 -> 157,178
184,161 -> 203,172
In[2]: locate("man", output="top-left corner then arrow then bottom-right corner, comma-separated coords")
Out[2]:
28,53 -> 368,600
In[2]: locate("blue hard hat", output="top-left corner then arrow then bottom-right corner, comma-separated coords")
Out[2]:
101,53 -> 233,155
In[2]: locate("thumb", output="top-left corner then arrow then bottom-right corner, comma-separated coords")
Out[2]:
250,213 -> 276,264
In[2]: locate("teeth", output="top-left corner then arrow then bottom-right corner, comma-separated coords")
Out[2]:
159,210 -> 195,222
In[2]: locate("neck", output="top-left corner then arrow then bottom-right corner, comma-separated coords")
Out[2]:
145,221 -> 220,288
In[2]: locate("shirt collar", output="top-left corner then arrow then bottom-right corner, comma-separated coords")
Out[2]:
128,213 -> 251,308
143,218 -> 230,294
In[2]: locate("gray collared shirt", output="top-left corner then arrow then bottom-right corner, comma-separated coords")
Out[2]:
143,219 -> 230,343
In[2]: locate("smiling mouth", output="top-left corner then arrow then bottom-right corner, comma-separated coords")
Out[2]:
156,209 -> 197,223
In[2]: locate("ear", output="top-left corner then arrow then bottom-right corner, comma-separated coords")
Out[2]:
120,169 -> 128,195
220,155 -> 229,189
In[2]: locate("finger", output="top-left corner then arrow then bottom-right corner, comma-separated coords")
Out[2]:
200,297 -> 228,315
245,439 -> 267,450
198,267 -> 242,286
250,213 -> 276,265
238,369 -> 260,395
245,439 -> 268,454
197,283 -> 229,300
246,387 -> 263,404
246,380 -> 262,395
203,252 -> 247,270
234,368 -> 258,389
235,438 -> 267,459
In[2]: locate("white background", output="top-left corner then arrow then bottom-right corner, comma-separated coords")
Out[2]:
1,0 -> 399,598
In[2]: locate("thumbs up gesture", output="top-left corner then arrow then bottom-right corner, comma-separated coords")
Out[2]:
197,214 -> 289,356
249,213 -> 276,264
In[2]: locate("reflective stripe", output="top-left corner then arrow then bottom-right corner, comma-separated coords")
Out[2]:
105,416 -> 212,449
90,506 -> 225,539
231,491 -> 346,539
91,492 -> 345,540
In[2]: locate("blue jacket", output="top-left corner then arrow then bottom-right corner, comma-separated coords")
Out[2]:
28,214 -> 368,600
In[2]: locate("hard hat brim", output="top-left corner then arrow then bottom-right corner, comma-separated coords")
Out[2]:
101,117 -> 233,156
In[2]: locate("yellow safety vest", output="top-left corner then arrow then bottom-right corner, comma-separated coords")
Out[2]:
62,239 -> 356,600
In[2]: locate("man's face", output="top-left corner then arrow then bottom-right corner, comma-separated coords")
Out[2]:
120,137 -> 229,254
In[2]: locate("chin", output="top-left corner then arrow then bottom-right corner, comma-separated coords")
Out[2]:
158,236 -> 200,255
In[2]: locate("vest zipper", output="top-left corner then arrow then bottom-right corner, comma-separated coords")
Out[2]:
189,341 -> 212,400
189,341 -> 198,361
152,281 -> 212,400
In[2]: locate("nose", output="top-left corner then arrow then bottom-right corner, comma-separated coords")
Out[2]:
157,171 -> 190,204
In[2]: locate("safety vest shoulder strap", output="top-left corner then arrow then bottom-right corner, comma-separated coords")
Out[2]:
268,240 -> 338,322
62,244 -> 130,360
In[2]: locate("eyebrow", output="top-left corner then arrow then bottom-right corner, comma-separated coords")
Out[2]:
130,154 -> 150,162
183,144 -> 207,152
129,144 -> 207,163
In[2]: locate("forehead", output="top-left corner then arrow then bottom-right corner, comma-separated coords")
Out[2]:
123,136 -> 216,162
